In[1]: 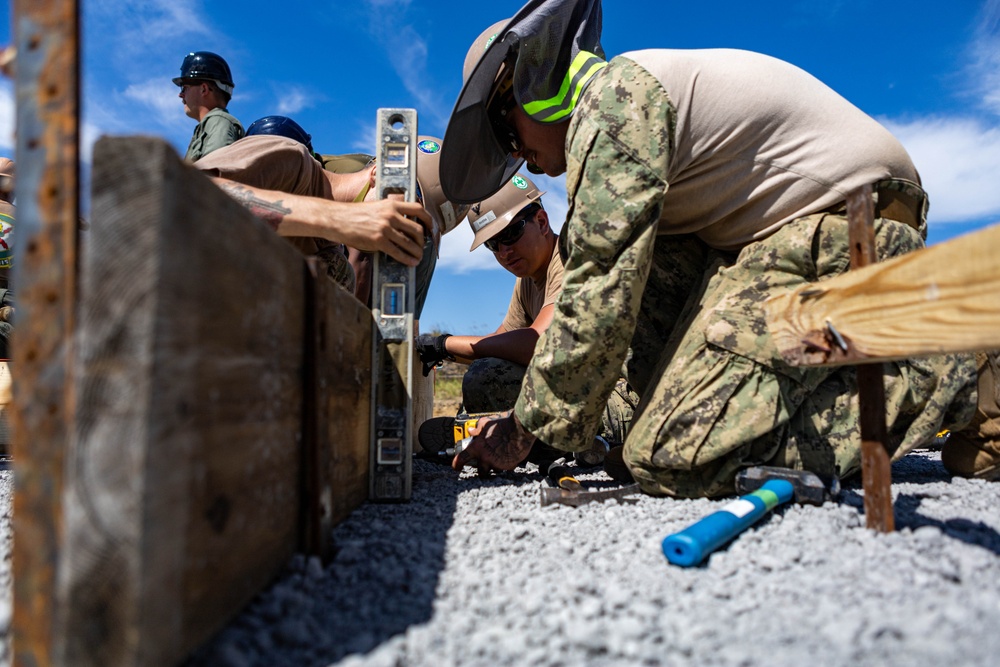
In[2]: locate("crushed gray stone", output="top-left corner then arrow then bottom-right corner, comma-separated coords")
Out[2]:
3,452 -> 1000,667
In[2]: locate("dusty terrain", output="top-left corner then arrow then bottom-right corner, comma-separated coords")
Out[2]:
178,445 -> 1000,667
3,407 -> 998,666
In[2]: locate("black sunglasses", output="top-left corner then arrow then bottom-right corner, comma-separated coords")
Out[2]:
484,218 -> 527,252
484,204 -> 541,252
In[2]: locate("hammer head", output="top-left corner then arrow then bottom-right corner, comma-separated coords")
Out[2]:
734,466 -> 839,506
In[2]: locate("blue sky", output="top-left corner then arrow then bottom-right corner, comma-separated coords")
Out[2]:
1,0 -> 998,335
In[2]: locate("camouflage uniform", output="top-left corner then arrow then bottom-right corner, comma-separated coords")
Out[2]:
314,242 -> 356,295
515,57 -> 977,497
464,357 -> 637,445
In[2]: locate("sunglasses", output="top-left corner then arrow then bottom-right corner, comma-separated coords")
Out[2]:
484,204 -> 541,252
490,89 -> 544,174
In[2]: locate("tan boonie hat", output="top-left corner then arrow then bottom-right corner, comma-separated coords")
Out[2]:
415,137 -> 472,237
467,173 -> 544,251
320,153 -> 375,174
462,19 -> 509,85
440,0 -> 604,205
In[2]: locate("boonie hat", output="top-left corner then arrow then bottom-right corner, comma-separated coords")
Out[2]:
440,0 -> 605,205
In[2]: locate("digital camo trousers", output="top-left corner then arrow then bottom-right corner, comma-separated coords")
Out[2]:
463,357 -> 639,445
314,243 -> 356,294
624,214 -> 977,498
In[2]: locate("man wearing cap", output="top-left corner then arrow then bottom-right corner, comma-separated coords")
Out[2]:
416,172 -> 637,448
317,138 -> 469,318
174,51 -> 244,162
439,0 -> 975,497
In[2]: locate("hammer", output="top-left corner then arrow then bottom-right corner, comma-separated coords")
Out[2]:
540,458 -> 642,507
661,466 -> 839,567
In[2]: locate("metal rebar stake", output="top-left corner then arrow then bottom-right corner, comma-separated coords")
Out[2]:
846,184 -> 894,532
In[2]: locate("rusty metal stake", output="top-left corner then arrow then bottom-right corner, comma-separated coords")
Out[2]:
12,0 -> 82,664
846,184 -> 894,532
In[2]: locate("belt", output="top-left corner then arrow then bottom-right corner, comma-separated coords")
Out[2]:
823,178 -> 928,232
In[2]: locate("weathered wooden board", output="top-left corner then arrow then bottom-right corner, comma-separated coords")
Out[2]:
306,256 -> 373,538
765,222 -> 1000,367
56,136 -> 371,666
11,0 -> 80,665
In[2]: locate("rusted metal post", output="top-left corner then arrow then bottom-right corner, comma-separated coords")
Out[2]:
12,0 -> 81,664
846,185 -> 894,532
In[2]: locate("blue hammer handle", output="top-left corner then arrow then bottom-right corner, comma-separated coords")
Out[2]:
661,479 -> 795,567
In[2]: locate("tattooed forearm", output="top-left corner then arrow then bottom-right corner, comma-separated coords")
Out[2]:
220,183 -> 291,231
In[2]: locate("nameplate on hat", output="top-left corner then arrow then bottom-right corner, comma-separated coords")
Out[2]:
471,211 -> 496,232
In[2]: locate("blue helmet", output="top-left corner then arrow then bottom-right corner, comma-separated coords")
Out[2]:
245,115 -> 314,154
173,51 -> 235,95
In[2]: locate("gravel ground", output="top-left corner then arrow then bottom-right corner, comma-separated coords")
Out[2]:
182,447 -> 1000,667
3,451 -> 1000,667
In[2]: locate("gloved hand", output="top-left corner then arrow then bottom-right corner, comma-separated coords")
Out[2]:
415,333 -> 454,376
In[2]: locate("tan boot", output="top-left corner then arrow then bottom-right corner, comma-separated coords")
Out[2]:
942,351 -> 1000,479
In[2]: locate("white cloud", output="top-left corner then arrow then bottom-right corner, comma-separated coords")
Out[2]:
86,0 -> 211,59
361,1 -> 451,128
275,86 -> 314,116
882,3 -> 1000,227
122,78 -> 188,130
530,172 -> 568,234
883,117 -> 1000,224
968,0 -> 1000,116
437,225 -> 500,273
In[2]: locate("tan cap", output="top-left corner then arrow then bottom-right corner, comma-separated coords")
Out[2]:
441,1 -> 604,205
319,153 -> 373,174
0,158 -> 13,177
467,173 -> 544,251
415,137 -> 471,238
462,19 -> 510,84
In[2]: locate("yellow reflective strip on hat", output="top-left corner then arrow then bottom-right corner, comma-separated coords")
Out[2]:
522,51 -> 606,121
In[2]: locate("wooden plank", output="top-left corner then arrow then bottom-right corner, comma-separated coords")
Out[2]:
847,185 -> 894,533
56,135 -> 331,666
11,0 -> 80,665
312,258 -> 372,532
765,221 -> 1000,367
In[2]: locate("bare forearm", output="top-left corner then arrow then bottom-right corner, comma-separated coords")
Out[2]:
212,178 -> 338,238
213,179 -> 294,232
210,177 -> 430,266
445,328 -> 539,367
